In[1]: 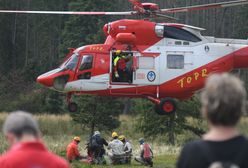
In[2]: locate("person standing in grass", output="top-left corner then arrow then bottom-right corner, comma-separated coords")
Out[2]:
177,73 -> 248,168
0,111 -> 69,168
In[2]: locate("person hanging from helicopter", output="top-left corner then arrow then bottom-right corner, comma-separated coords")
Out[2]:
113,50 -> 132,83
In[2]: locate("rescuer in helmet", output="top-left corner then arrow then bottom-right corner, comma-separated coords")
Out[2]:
119,135 -> 132,164
113,50 -> 132,83
87,131 -> 108,164
66,136 -> 84,162
108,132 -> 125,164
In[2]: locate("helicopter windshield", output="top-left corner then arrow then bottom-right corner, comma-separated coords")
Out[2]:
61,53 -> 79,71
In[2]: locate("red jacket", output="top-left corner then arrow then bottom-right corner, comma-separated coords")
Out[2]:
0,141 -> 69,168
66,140 -> 80,161
114,56 -> 130,72
117,58 -> 127,70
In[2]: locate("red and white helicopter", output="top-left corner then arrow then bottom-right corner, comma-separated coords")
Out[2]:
1,0 -> 248,115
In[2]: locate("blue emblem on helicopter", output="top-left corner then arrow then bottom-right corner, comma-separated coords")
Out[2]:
147,71 -> 156,82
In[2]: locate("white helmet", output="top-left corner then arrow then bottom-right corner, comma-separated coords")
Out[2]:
94,131 -> 100,136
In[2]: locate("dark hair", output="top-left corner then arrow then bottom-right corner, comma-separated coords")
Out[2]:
201,73 -> 246,126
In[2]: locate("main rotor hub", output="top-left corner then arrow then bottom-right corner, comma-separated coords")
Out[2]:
141,3 -> 159,11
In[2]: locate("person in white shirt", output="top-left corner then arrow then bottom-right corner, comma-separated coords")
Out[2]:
119,135 -> 132,164
107,132 -> 125,164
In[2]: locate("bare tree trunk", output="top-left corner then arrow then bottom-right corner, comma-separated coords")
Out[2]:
216,8 -> 227,37
123,98 -> 132,114
25,0 -> 30,67
11,13 -> 17,69
167,115 -> 175,145
91,122 -> 95,137
49,37 -> 53,68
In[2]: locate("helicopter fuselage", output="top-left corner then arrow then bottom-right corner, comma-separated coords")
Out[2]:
37,19 -> 248,113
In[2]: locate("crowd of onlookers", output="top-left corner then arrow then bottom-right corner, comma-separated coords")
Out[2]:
0,73 -> 248,168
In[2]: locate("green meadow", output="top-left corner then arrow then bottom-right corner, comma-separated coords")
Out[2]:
1,113 -> 248,168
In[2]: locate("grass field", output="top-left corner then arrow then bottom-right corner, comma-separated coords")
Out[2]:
0,113 -> 180,168
70,155 -> 178,168
1,113 -> 248,168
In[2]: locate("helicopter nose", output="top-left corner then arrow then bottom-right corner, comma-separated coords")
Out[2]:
36,68 -> 62,87
36,75 -> 54,87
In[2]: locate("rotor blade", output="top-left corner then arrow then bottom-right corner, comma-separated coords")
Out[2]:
161,0 -> 248,13
155,12 -> 179,21
0,10 -> 135,16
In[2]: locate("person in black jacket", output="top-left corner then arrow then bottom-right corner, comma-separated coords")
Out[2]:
87,131 -> 108,164
177,73 -> 248,168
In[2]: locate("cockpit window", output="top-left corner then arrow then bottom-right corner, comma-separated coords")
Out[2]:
61,53 -> 79,71
80,55 -> 93,71
164,26 -> 201,42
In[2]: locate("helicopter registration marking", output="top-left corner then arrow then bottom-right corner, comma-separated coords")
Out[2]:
90,46 -> 103,51
177,69 -> 208,88
137,73 -> 145,79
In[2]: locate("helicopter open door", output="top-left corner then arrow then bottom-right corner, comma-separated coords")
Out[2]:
111,51 -> 134,84
109,51 -> 160,95
110,51 -> 160,85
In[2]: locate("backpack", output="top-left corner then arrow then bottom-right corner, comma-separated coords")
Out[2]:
143,143 -> 152,159
89,135 -> 101,150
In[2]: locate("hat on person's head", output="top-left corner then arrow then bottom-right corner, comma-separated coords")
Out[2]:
94,131 -> 100,136
112,132 -> 118,138
139,138 -> 145,144
119,135 -> 125,141
116,50 -> 121,55
73,136 -> 81,142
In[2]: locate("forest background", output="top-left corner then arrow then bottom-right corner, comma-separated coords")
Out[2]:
0,1 -> 248,167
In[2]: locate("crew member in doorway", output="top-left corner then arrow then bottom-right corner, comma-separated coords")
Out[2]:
113,50 -> 132,83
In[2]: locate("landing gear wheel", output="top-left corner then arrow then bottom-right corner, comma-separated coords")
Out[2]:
155,98 -> 176,115
68,102 -> 78,112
